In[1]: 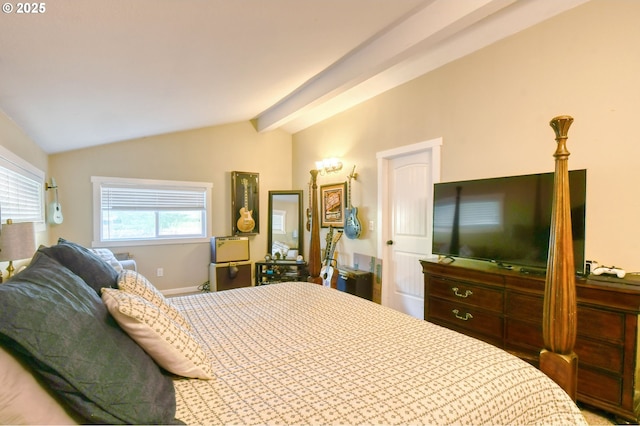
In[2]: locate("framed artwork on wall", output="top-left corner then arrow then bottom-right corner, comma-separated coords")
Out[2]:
320,182 -> 346,228
231,171 -> 259,235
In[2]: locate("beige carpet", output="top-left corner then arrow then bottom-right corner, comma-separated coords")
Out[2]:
581,406 -> 616,425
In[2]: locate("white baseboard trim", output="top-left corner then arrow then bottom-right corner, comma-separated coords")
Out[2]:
162,285 -> 202,296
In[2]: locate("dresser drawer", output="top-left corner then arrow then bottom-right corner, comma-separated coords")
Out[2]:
505,318 -> 624,375
507,292 -> 626,342
578,367 -> 622,406
506,291 -> 543,322
505,318 -> 543,351
575,337 -> 624,374
577,306 -> 624,344
429,297 -> 504,340
508,292 -> 626,340
428,276 -> 503,312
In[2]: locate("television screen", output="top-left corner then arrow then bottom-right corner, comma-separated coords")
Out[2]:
432,169 -> 586,275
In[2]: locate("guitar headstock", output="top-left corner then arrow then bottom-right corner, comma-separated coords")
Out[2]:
323,226 -> 334,262
333,230 -> 343,245
347,165 -> 358,182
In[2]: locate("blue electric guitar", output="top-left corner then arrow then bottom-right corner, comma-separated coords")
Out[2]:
344,166 -> 362,239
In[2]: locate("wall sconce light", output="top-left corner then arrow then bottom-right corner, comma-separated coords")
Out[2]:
315,158 -> 343,176
0,219 -> 36,280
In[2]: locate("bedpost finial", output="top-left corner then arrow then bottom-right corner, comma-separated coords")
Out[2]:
549,115 -> 573,139
549,115 -> 573,157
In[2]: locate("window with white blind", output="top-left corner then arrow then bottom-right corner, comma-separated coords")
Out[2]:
92,176 -> 212,246
0,146 -> 45,227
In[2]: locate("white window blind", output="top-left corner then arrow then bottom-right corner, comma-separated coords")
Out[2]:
0,146 -> 44,224
101,186 -> 207,211
92,176 -> 212,246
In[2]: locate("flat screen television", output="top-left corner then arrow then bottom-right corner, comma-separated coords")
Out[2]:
432,169 -> 586,275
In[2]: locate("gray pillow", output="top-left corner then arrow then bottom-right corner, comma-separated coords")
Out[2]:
0,252 -> 176,424
37,238 -> 118,294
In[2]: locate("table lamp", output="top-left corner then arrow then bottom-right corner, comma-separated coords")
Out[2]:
0,219 -> 36,280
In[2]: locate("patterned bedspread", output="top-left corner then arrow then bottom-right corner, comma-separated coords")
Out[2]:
170,282 -> 587,425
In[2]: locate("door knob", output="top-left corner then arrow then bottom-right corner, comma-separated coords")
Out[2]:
386,240 -> 394,245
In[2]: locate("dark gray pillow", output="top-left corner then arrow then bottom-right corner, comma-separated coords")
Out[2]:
37,238 -> 118,294
0,252 -> 176,424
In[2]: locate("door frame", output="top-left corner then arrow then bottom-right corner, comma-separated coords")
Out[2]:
376,138 -> 442,309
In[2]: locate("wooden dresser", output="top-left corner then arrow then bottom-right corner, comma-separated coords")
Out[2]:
420,258 -> 640,422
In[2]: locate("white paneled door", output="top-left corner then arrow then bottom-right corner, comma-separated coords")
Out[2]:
378,139 -> 441,319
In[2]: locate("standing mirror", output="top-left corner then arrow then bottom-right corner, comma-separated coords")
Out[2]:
268,190 -> 303,260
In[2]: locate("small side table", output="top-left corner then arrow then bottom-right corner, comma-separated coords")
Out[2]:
255,260 -> 308,285
337,267 -> 373,300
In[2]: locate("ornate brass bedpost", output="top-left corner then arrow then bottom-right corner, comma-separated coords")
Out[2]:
307,169 -> 322,284
540,115 -> 578,400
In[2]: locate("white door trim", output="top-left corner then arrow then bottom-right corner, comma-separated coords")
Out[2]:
376,138 -> 443,309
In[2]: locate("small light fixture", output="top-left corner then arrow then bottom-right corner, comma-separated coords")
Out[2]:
0,219 -> 36,280
315,158 -> 343,175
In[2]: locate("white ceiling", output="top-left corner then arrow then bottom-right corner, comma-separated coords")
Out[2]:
0,0 -> 588,154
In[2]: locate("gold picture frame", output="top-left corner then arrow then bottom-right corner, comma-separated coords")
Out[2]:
231,171 -> 259,235
320,182 -> 346,228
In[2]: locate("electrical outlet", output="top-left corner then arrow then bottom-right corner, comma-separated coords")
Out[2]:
369,220 -> 375,231
156,267 -> 164,277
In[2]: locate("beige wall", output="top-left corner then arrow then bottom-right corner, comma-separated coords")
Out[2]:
48,121 -> 292,291
0,111 -> 48,172
293,0 -> 640,273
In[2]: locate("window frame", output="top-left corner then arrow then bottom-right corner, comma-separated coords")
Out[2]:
92,176 -> 213,247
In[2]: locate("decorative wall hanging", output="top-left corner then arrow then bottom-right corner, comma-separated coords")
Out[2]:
320,182 -> 346,228
231,171 -> 259,235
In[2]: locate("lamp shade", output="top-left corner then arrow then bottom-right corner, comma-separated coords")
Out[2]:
0,221 -> 36,262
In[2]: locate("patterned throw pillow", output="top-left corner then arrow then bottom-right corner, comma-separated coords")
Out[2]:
101,288 -> 214,380
117,270 -> 193,331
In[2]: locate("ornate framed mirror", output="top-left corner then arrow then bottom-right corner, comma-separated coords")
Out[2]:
267,190 -> 303,260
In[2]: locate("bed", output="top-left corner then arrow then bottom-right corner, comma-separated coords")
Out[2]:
170,282 -> 586,425
0,256 -> 586,425
0,117 -> 586,425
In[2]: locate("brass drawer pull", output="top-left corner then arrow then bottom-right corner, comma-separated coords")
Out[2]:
452,287 -> 473,298
452,309 -> 473,321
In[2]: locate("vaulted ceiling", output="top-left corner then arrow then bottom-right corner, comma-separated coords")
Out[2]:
0,0 -> 588,154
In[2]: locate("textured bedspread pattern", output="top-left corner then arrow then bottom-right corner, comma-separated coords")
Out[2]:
171,282 -> 586,425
